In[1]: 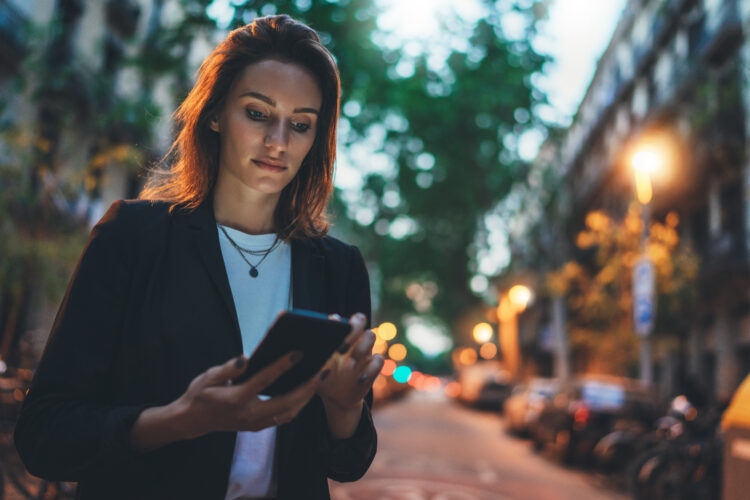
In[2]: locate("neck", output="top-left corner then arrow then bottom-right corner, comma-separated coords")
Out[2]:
212,176 -> 280,235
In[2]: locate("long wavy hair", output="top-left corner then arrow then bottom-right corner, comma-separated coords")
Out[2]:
139,15 -> 340,240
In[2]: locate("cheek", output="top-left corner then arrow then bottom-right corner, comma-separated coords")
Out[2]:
296,134 -> 316,162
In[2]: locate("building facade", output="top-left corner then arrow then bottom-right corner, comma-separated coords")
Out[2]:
556,0 -> 750,400
0,0 -> 190,362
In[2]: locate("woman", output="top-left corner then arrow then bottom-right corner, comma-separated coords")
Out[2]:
15,15 -> 382,500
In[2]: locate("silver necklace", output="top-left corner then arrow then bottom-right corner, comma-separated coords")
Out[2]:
218,225 -> 280,278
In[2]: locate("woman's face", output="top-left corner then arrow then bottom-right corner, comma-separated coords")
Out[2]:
210,59 -> 322,198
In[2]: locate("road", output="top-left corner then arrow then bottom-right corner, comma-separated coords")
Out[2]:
330,390 -> 629,500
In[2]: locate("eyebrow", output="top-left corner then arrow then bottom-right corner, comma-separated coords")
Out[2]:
239,91 -> 319,115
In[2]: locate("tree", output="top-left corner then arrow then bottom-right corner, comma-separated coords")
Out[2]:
547,207 -> 699,375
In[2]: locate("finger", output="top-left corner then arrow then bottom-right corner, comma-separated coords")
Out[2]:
202,355 -> 248,387
242,351 -> 303,395
356,355 -> 385,388
246,365 -> 326,426
337,312 -> 368,354
349,329 -> 376,362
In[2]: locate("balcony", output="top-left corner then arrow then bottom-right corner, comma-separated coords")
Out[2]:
689,0 -> 742,64
700,231 -> 748,288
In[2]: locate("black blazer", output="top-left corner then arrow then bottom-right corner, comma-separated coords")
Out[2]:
15,199 -> 377,499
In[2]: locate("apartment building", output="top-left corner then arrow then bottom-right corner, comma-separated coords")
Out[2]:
557,0 -> 750,400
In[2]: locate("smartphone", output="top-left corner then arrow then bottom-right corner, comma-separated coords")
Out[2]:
232,309 -> 351,395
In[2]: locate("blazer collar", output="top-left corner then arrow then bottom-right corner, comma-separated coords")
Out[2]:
183,200 -> 242,350
183,199 -> 327,323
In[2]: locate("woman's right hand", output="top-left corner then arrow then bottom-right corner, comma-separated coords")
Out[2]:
174,352 -> 323,440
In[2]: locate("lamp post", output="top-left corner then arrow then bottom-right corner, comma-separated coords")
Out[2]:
631,148 -> 660,384
497,285 -> 533,380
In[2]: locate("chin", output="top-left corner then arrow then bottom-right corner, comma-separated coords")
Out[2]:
247,179 -> 292,196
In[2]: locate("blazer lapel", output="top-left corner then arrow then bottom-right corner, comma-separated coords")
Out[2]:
291,238 -> 326,312
184,201 -> 243,350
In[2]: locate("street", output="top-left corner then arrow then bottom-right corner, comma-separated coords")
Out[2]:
330,391 -> 629,500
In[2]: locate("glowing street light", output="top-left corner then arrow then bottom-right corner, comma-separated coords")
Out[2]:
631,149 -> 661,173
472,322 -> 493,343
497,284 -> 533,380
630,144 -> 665,385
508,285 -> 533,313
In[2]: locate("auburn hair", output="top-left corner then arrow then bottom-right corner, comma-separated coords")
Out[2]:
139,15 -> 340,240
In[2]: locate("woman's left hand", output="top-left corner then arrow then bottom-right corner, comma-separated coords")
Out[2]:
316,312 -> 384,415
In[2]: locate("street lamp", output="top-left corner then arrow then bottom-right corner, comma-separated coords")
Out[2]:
497,285 -> 533,380
472,322 -> 493,343
630,146 -> 662,384
508,285 -> 533,312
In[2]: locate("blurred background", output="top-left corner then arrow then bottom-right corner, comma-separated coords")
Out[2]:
1,0 -> 750,499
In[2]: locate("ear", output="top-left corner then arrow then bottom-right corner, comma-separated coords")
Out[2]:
209,115 -> 220,133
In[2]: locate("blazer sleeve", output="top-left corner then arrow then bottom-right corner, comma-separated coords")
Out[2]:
14,201 -> 152,481
317,244 -> 377,482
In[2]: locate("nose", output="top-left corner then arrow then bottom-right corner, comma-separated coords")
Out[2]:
264,119 -> 288,153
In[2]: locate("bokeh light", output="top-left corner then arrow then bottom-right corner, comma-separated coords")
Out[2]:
508,285 -> 532,311
631,149 -> 661,173
408,371 -> 423,389
377,322 -> 397,341
472,322 -> 493,343
479,342 -> 497,359
393,365 -> 412,383
381,359 -> 397,376
372,338 -> 388,355
444,381 -> 461,398
388,343 -> 407,361
458,347 -> 477,365
424,376 -> 442,392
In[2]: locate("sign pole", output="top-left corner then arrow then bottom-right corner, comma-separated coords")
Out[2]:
634,201 -> 654,384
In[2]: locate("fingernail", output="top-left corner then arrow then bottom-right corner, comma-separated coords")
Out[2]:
289,351 -> 303,364
320,369 -> 330,381
337,342 -> 350,354
235,355 -> 246,368
353,312 -> 366,321
358,373 -> 368,384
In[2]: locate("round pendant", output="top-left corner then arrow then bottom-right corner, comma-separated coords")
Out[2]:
249,268 -> 259,278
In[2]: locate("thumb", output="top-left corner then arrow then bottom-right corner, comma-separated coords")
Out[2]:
203,355 -> 248,386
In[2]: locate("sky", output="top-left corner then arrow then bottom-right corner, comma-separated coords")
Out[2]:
533,0 -> 627,126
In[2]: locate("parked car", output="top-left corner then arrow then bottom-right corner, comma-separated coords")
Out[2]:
456,361 -> 512,410
503,377 -> 560,435
530,375 -> 659,465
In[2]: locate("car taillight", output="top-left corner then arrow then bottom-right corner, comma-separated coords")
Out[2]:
574,406 -> 590,424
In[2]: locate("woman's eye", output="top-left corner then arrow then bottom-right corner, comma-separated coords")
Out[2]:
245,109 -> 265,120
292,122 -> 310,133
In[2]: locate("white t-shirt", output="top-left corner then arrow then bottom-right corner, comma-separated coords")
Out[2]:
217,225 -> 292,500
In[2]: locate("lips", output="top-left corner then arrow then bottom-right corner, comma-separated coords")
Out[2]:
253,159 -> 287,172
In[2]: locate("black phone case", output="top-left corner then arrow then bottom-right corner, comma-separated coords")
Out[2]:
233,309 -> 351,395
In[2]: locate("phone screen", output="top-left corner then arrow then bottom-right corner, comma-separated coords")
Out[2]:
232,309 -> 351,395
